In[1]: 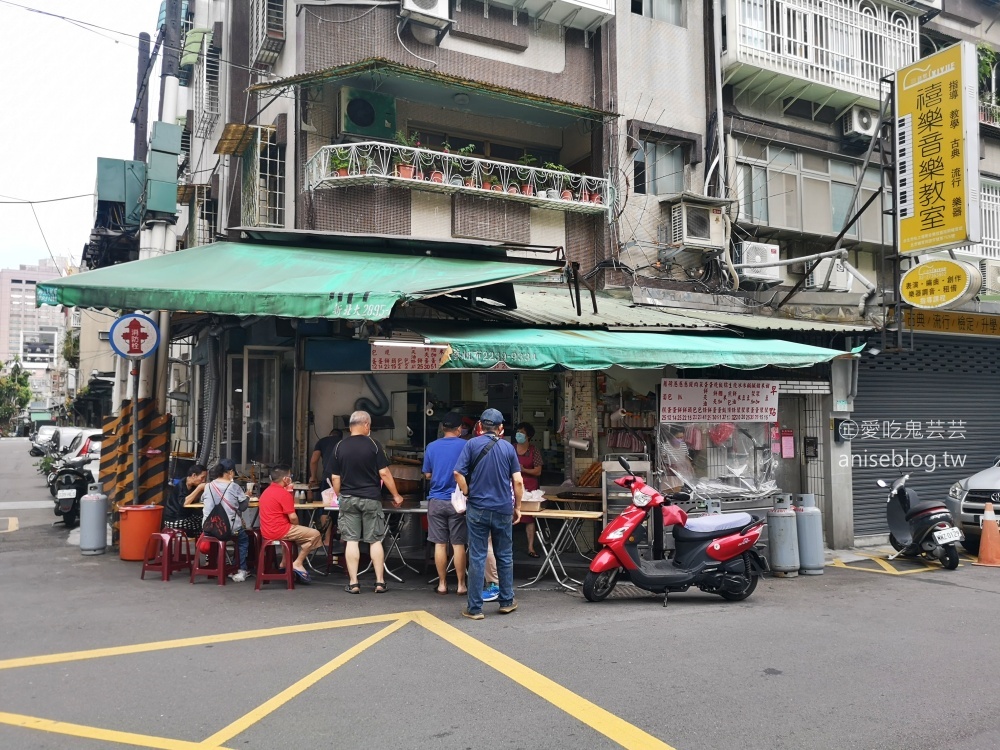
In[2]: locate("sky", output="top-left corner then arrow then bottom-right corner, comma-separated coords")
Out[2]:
0,0 -> 163,274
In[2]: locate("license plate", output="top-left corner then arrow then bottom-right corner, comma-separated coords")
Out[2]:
57,489 -> 77,499
933,527 -> 962,544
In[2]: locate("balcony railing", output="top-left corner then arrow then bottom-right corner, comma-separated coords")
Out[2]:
723,0 -> 918,106
305,142 -> 612,215
981,100 -> 1000,129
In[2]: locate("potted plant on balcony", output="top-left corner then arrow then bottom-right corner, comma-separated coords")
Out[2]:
517,153 -> 537,196
543,162 -> 570,199
456,143 -> 477,187
393,129 -> 420,179
329,148 -> 351,177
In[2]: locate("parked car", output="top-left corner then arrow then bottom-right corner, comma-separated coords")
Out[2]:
47,429 -> 102,496
29,425 -> 58,456
947,459 -> 1000,553
50,427 -> 84,455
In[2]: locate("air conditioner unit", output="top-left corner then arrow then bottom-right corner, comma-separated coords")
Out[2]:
735,242 -> 781,282
668,201 -> 725,250
402,0 -> 451,26
842,106 -> 879,140
339,87 -> 396,140
980,259 -> 1000,295
806,258 -> 852,292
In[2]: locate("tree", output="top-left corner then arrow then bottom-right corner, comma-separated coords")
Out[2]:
62,329 -> 80,369
0,357 -> 32,432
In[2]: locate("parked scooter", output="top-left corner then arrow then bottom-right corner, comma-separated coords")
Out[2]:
879,474 -> 962,569
584,457 -> 768,605
53,454 -> 99,529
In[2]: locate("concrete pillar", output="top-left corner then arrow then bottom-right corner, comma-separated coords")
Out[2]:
824,358 -> 855,549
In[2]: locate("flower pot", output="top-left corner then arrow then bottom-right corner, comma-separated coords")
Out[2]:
337,168 -> 349,177
397,164 -> 416,179
546,188 -> 560,199
492,184 -> 503,192
430,170 -> 445,183
561,189 -> 573,200
591,193 -> 602,204
507,186 -> 519,194
465,178 -> 475,188
520,185 -> 535,196
580,191 -> 591,202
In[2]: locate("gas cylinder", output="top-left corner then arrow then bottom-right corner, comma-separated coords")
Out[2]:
794,494 -> 825,575
80,483 -> 108,556
767,494 -> 799,577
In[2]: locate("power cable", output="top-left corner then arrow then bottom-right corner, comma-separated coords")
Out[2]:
0,193 -> 94,205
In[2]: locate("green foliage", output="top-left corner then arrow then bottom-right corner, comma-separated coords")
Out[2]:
978,43 -> 997,94
0,357 -> 31,433
328,148 -> 351,172
62,329 -> 80,368
457,143 -> 476,156
35,454 -> 57,475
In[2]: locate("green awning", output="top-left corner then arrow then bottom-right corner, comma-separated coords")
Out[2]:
36,242 -> 558,321
419,328 -> 854,370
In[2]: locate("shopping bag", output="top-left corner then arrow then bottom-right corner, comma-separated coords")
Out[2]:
450,486 -> 467,514
321,487 -> 339,509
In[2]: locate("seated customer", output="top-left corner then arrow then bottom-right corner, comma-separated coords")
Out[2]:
163,463 -> 207,537
258,464 -> 321,584
203,458 -> 251,582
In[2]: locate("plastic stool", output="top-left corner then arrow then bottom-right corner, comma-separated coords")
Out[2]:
255,539 -> 298,591
244,529 -> 262,573
190,536 -> 239,585
140,531 -> 192,581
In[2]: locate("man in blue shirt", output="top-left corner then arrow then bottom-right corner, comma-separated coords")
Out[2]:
454,408 -> 524,620
423,412 -> 469,596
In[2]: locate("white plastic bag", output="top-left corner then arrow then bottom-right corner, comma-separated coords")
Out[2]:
321,487 -> 339,509
450,486 -> 467,514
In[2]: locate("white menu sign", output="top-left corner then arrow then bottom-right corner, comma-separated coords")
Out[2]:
660,379 -> 779,422
371,343 -> 451,371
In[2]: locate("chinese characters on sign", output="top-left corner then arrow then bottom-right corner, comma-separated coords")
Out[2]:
660,379 -> 779,422
895,42 -> 981,254
370,343 -> 451,371
898,259 -> 980,309
891,308 -> 1000,337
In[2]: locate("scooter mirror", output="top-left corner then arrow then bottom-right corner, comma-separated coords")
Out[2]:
876,479 -> 888,488
618,456 -> 631,473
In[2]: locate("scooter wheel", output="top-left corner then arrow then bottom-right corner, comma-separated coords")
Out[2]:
583,568 -> 620,602
942,545 -> 960,570
888,533 -> 906,553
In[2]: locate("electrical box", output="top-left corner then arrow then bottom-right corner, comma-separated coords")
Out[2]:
147,151 -> 178,183
95,157 -> 146,227
146,179 -> 179,214
151,121 -> 183,155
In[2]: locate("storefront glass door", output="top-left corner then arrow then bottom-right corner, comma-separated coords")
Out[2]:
224,348 -> 289,469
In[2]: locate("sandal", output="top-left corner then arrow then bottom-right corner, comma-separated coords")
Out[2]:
374,581 -> 388,594
344,582 -> 361,594
527,550 -> 540,558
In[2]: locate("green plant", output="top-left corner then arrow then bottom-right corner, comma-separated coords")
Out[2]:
329,148 -> 351,172
543,161 -> 569,173
457,143 -> 476,156
517,153 -> 538,167
978,43 -> 997,96
394,130 -> 421,164
35,454 -> 57,476
0,357 -> 30,434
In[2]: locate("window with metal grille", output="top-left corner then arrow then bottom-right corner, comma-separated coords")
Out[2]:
193,185 -> 218,246
241,126 -> 285,228
194,34 -> 220,138
250,0 -> 285,69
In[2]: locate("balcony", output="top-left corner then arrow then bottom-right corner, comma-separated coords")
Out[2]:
305,142 -> 612,216
722,0 -> 918,111
981,100 -> 1000,130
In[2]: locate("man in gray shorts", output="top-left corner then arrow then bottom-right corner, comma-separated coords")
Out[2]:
331,410 -> 404,593
422,412 -> 469,595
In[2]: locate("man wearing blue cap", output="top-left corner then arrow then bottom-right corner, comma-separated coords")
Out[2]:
454,408 -> 524,619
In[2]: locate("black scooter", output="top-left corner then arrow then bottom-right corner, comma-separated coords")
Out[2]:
53,455 -> 97,528
879,474 -> 962,570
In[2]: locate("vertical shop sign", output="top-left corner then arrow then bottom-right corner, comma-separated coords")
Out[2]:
895,41 -> 980,254
660,379 -> 779,422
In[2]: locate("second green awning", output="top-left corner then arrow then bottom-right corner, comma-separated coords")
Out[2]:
419,328 -> 853,370
36,242 -> 558,321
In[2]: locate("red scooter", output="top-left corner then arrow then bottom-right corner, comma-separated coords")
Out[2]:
583,458 -> 768,605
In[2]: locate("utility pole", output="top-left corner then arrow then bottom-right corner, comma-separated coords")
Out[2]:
134,32 -> 150,163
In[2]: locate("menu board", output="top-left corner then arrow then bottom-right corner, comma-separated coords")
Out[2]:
660,379 -> 779,422
370,343 -> 451,371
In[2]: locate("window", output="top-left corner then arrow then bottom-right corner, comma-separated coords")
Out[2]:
416,130 -> 558,166
250,0 -> 285,69
633,140 -> 684,195
194,32 -> 221,138
241,126 -> 285,228
631,0 -> 683,25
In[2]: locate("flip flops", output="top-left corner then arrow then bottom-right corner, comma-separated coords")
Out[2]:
527,550 -> 540,558
293,568 -> 312,585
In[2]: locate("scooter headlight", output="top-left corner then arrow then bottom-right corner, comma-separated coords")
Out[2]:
948,482 -> 965,501
633,491 -> 651,508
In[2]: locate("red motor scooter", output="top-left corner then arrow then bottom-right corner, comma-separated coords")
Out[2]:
583,457 -> 768,605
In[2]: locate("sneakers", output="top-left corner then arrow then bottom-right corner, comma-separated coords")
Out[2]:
482,582 -> 500,602
461,608 -> 485,620
498,599 -> 518,615
229,570 -> 249,583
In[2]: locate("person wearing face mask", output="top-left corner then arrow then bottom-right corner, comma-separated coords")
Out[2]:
513,422 -> 543,558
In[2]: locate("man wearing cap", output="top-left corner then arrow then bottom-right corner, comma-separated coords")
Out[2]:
454,408 -> 523,619
423,412 -> 469,596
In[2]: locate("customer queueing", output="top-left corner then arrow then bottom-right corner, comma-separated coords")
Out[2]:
422,412 -> 469,596
331,410 -> 404,594
258,464 -> 321,584
202,458 -> 251,582
454,408 -> 524,620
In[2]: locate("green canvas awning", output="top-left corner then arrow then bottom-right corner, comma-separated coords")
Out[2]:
418,328 -> 854,370
36,242 -> 559,321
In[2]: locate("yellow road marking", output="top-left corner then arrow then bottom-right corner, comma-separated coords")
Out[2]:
198,617 -> 411,748
0,611 -> 417,672
0,517 -> 17,533
0,711 -> 232,750
828,552 -> 965,575
414,611 -> 677,750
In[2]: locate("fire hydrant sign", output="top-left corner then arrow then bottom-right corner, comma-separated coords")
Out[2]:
660,379 -> 779,422
109,313 -> 160,360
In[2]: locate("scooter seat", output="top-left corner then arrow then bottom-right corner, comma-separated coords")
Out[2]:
674,512 -> 753,541
904,500 -> 946,522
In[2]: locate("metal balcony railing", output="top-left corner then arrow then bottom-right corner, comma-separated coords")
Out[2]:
305,142 -> 613,215
981,100 -> 1000,129
724,0 -> 918,105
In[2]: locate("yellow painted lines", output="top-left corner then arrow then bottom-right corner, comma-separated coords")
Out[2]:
828,550 -> 975,575
0,610 -> 677,750
0,517 -> 18,533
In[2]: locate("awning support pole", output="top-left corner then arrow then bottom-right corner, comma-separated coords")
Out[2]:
131,359 -> 141,506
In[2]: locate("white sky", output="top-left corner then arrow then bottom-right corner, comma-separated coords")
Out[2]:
0,0 -> 163,274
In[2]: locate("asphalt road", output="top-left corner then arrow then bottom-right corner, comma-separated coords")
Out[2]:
1,436 -> 1000,750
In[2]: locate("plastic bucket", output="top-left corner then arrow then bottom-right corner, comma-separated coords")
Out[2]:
119,505 -> 164,561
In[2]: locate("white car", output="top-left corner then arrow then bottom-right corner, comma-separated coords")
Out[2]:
948,461 -> 1000,553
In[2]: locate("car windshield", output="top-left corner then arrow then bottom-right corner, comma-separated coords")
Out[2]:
67,433 -> 84,453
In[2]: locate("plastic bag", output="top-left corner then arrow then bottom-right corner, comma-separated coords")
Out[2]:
321,487 -> 339,509
451,486 -> 467,514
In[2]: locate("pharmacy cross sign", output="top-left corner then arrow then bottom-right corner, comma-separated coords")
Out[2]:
108,313 -> 160,360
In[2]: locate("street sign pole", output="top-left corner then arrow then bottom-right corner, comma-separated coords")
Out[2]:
131,358 -> 141,505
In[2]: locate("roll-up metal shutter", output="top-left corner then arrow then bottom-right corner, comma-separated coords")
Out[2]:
852,335 -> 1000,536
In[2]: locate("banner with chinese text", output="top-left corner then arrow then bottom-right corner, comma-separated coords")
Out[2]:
660,379 -> 779,422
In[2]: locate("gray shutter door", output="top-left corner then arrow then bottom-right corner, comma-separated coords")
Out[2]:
852,335 -> 1000,536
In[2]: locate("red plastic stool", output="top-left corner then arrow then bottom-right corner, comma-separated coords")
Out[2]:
255,539 -> 298,591
244,529 -> 262,573
141,530 -> 192,581
190,536 -> 239,585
